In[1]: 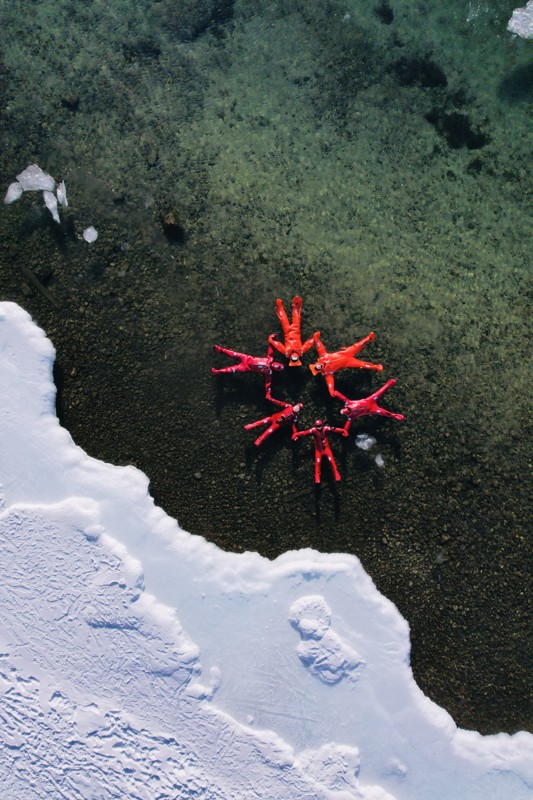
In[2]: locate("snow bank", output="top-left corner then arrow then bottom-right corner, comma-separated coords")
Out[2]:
0,301 -> 531,800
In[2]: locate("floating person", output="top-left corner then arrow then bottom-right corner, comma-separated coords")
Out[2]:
212,343 -> 284,400
334,379 -> 405,433
244,402 -> 303,447
292,419 -> 347,484
268,296 -> 320,367
309,332 -> 383,396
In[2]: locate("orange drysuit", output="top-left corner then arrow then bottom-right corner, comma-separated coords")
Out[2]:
309,333 -> 383,396
268,296 -> 319,367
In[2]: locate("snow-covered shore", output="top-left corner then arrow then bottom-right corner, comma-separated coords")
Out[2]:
0,301 -> 531,799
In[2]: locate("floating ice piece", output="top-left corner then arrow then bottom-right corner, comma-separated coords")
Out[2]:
508,2 -> 533,37
4,181 -> 24,204
16,163 -> 55,192
355,433 -> 376,451
56,180 -> 68,208
4,164 -> 65,224
82,225 -> 98,243
43,190 -> 60,224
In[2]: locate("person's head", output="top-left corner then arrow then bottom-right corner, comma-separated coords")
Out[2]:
293,403 -> 303,413
308,362 -> 323,376
272,361 -> 284,371
289,352 -> 302,367
315,419 -> 324,429
340,407 -> 348,417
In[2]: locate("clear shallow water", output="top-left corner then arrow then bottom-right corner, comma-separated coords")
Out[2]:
0,0 -> 531,733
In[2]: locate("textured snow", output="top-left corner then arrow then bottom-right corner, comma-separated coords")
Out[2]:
0,300 -> 532,800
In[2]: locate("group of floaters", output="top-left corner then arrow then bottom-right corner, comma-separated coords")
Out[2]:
212,296 -> 404,485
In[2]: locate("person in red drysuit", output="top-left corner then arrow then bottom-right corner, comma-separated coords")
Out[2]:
244,402 -> 303,447
292,419 -> 347,484
212,343 -> 284,400
268,296 -> 320,367
334,379 -> 405,433
309,332 -> 383,396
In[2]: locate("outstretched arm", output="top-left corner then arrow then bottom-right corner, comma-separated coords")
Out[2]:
244,416 -> 270,431
266,389 -> 290,408
375,408 -> 405,421
325,374 -> 336,396
314,337 -> 326,357
268,333 -> 286,355
301,330 -> 321,354
292,428 -> 312,440
331,427 -> 349,437
333,389 -> 349,403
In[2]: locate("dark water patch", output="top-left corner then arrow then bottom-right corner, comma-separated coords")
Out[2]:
392,55 -> 448,89
425,108 -> 489,150
122,36 -> 162,62
374,1 -> 394,26
498,62 -> 533,102
156,0 -> 236,42
161,209 -> 187,245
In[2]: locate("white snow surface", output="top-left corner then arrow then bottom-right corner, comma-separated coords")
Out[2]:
0,301 -> 531,800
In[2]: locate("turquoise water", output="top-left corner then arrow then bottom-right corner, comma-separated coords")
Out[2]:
0,0 -> 531,733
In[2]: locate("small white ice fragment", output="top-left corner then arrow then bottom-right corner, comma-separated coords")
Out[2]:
4,182 -> 24,204
83,226 -> 98,243
56,180 -> 68,207
355,433 -> 376,451
43,190 -> 60,223
375,453 -> 385,468
16,164 -> 55,192
508,2 -> 533,37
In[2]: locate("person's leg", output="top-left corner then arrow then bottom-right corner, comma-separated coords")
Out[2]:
291,296 -> 303,327
275,299 -> 290,337
254,421 -> 280,446
213,345 -> 242,359
345,332 -> 375,357
326,449 -> 341,481
346,358 -> 383,372
314,453 -> 322,484
244,416 -> 270,431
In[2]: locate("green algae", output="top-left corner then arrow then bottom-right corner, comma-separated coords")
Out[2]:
0,0 -> 531,734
